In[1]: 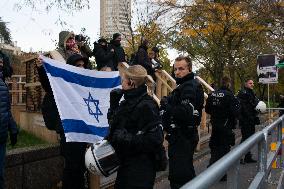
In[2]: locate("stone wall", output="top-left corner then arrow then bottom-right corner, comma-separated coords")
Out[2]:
19,111 -> 59,143
11,105 -> 26,125
5,144 -> 63,189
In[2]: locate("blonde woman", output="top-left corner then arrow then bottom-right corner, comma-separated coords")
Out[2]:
107,65 -> 163,189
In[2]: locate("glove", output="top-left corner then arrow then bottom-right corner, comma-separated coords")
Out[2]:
160,96 -> 174,114
160,96 -> 168,110
110,88 -> 123,109
10,132 -> 18,146
112,128 -> 133,144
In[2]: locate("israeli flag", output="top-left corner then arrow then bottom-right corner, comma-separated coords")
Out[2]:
41,56 -> 121,143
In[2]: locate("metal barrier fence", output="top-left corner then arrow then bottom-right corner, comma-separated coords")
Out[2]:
181,115 -> 284,189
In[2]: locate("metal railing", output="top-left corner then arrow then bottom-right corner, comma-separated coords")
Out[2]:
181,115 -> 284,189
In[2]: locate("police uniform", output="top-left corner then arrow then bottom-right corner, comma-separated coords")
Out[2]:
237,87 -> 259,162
161,72 -> 204,189
205,86 -> 240,167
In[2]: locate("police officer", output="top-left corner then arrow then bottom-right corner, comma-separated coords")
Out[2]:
205,76 -> 240,181
237,79 -> 259,163
107,65 -> 164,189
160,56 -> 204,189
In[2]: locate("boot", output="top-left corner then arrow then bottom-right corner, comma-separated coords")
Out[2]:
244,156 -> 257,163
220,175 -> 227,182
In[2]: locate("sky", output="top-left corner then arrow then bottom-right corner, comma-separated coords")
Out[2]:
1,0 -> 179,63
1,0 -> 101,52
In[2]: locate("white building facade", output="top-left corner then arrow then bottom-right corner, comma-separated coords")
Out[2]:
100,0 -> 131,45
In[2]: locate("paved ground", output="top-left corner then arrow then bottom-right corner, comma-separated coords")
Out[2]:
154,119 -> 283,189
154,144 -> 282,189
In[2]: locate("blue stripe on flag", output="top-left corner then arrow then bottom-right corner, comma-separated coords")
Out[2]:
62,119 -> 109,137
43,62 -> 121,88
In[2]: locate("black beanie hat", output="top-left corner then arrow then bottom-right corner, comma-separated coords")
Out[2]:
66,53 -> 88,67
98,38 -> 107,44
113,33 -> 121,40
152,47 -> 159,54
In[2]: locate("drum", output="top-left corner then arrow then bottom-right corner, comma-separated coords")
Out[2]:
85,140 -> 120,177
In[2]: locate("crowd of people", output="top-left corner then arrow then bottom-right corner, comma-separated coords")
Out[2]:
36,31 -> 165,189
0,30 -> 283,189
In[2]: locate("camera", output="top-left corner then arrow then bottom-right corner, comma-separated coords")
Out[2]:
75,34 -> 86,42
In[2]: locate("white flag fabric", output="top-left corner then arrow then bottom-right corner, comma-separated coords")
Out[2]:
41,56 -> 121,143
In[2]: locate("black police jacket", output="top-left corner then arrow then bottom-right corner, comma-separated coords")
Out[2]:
108,85 -> 163,188
162,73 -> 204,131
237,87 -> 259,125
205,86 -> 240,129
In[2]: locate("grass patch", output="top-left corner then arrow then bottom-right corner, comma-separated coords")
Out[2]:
7,129 -> 49,151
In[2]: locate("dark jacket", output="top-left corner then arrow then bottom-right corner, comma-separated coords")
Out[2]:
162,73 -> 204,132
161,73 -> 204,185
0,78 -> 18,144
79,44 -> 92,59
109,41 -> 125,70
205,86 -> 240,127
134,46 -> 153,74
78,45 -> 92,69
237,87 -> 259,125
93,43 -> 114,70
108,85 -> 163,189
205,86 -> 240,146
37,66 -> 63,133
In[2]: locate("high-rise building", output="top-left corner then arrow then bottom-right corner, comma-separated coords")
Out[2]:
100,0 -> 131,45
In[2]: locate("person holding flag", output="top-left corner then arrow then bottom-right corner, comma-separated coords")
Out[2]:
37,54 -> 88,189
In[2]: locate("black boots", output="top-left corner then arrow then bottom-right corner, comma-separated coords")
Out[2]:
244,156 -> 257,163
220,175 -> 227,182
240,155 -> 257,164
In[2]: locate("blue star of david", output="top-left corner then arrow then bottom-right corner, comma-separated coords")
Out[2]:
83,92 -> 103,122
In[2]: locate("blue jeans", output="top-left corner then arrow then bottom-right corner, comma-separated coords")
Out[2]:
0,143 -> 6,189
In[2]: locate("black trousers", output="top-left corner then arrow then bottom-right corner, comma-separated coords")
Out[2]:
209,144 -> 230,166
168,132 -> 198,189
60,136 -> 87,189
240,122 -> 255,158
